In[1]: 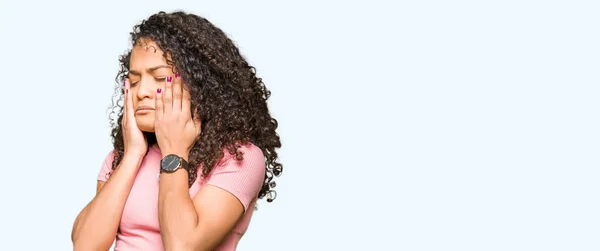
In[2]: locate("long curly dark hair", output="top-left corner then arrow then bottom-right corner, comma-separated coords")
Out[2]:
107,11 -> 283,203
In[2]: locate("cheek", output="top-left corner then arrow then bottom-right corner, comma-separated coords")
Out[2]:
130,88 -> 140,106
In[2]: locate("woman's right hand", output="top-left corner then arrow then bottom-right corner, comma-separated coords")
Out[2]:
122,79 -> 148,160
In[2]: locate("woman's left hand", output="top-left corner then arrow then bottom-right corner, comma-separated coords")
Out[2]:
155,73 -> 201,159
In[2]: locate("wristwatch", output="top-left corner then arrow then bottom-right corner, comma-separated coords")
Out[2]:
160,154 -> 190,173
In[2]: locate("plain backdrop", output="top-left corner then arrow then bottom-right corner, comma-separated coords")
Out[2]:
0,0 -> 599,250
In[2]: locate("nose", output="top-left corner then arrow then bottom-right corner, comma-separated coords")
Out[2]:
136,76 -> 159,100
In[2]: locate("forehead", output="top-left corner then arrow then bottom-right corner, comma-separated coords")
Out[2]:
130,39 -> 168,69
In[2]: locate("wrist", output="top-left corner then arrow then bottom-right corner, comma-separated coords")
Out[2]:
161,150 -> 189,162
124,147 -> 147,158
159,152 -> 191,176
122,153 -> 145,167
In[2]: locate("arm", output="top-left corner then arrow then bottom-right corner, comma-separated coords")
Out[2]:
71,153 -> 143,251
158,146 -> 266,251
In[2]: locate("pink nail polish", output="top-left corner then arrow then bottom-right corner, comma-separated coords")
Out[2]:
175,73 -> 180,78
166,76 -> 172,82
157,88 -> 162,93
123,80 -> 126,86
126,89 -> 129,94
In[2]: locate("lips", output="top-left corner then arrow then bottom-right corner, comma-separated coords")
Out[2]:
135,106 -> 155,112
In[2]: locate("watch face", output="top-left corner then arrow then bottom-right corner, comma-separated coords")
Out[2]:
161,154 -> 181,172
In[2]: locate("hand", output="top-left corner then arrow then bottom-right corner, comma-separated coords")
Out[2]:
122,79 -> 148,159
154,73 -> 201,160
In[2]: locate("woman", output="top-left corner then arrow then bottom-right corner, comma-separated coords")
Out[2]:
70,11 -> 283,251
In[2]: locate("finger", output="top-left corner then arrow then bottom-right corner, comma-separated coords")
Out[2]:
155,87 -> 164,120
163,76 -> 173,114
182,90 -> 191,119
173,73 -> 183,113
124,79 -> 134,120
121,79 -> 128,125
179,76 -> 192,119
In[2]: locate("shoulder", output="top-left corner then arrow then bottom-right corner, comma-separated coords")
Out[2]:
203,143 -> 266,211
104,150 -> 116,163
214,143 -> 265,173
97,150 -> 116,182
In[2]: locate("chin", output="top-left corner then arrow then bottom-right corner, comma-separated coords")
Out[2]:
139,127 -> 155,133
135,117 -> 156,132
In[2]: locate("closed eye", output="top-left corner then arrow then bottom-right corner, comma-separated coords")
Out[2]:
128,77 -> 166,87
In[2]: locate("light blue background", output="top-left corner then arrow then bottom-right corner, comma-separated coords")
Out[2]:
0,0 -> 598,250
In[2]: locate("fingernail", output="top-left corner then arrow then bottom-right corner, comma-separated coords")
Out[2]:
175,73 -> 180,78
166,76 -> 172,82
157,88 -> 162,93
126,89 -> 129,94
123,80 -> 126,86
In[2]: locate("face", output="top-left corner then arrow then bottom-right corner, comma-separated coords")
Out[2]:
127,39 -> 174,132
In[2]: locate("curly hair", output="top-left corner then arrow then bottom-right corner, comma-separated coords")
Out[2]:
107,11 -> 283,203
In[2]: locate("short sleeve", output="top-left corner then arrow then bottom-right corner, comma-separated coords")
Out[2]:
97,151 -> 116,182
205,144 -> 266,212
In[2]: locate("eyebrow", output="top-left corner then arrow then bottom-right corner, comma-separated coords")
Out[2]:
129,65 -> 170,75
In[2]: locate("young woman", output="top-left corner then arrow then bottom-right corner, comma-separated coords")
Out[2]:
71,11 -> 283,251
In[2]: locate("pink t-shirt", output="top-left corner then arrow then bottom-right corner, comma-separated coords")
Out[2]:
97,143 -> 266,251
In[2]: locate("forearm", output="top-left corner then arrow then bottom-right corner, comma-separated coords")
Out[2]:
158,168 -> 199,250
72,155 -> 143,250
